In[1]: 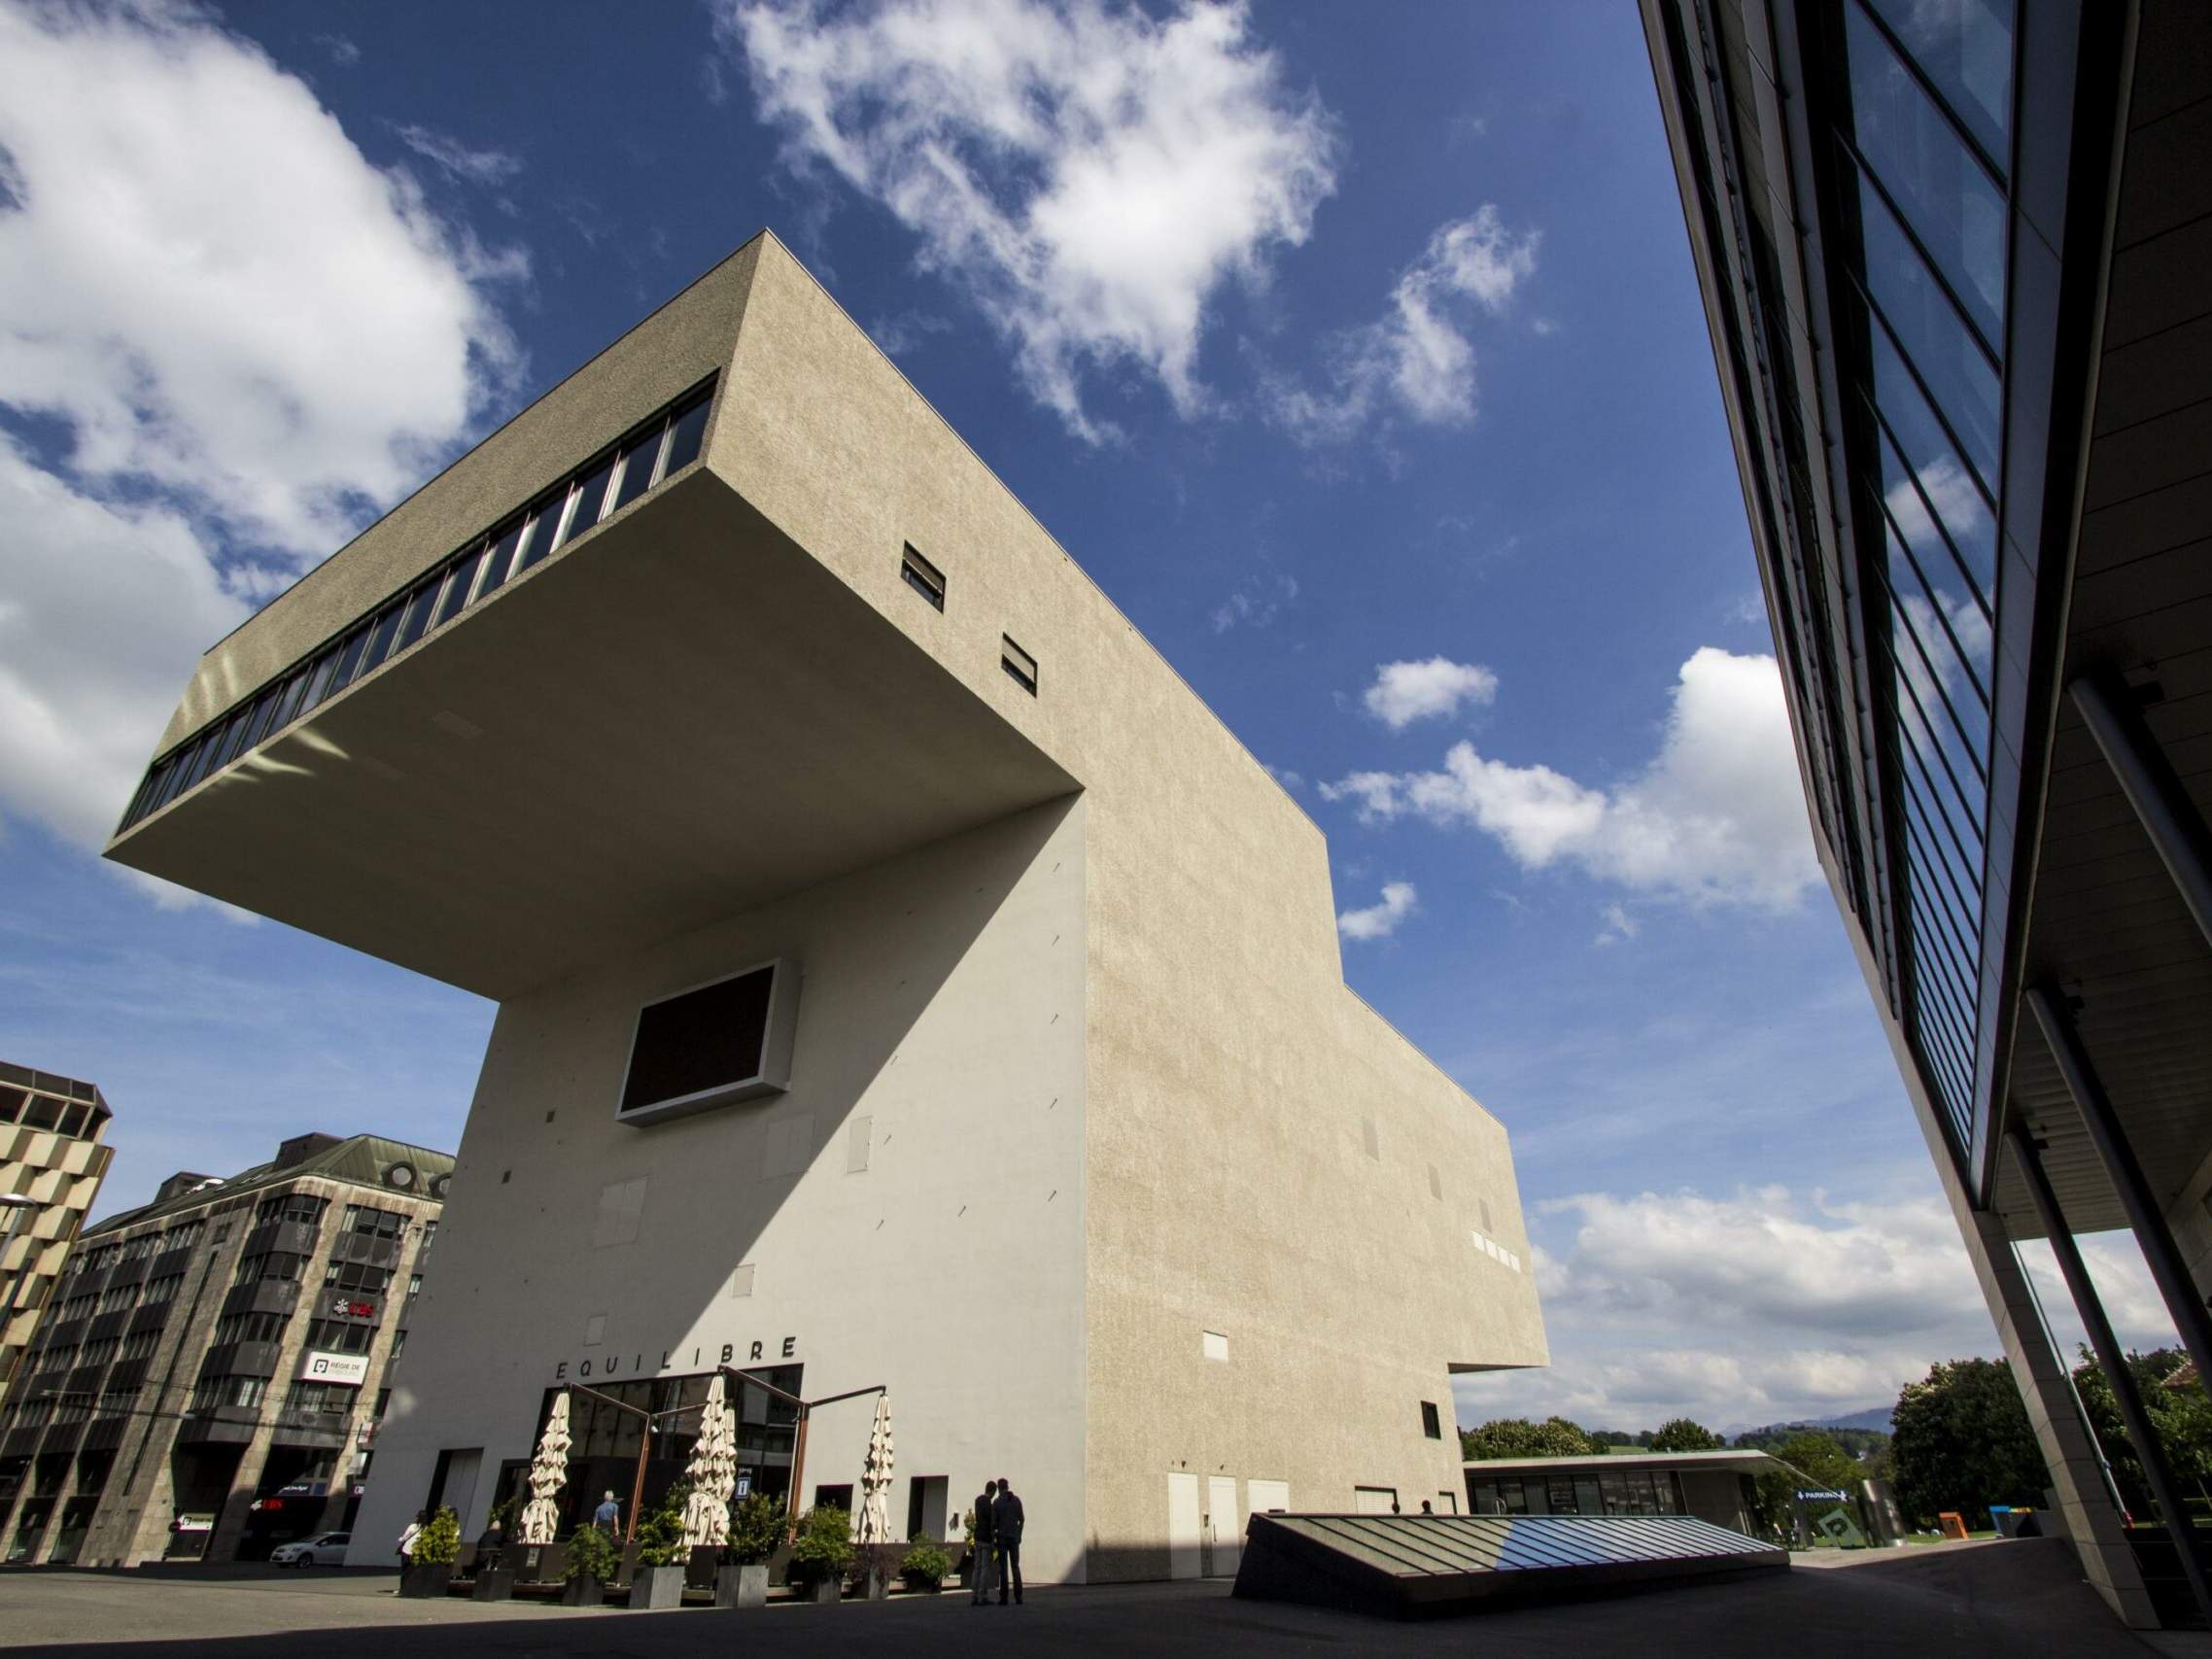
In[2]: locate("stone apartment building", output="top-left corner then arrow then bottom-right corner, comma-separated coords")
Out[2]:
0,1065 -> 115,1418
0,1131 -> 448,1566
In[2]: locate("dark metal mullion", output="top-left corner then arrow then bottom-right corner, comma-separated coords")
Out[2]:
1889,657 -> 1988,889
1846,0 -> 2010,190
1873,485 -> 1993,721
1898,768 -> 1984,949
1906,884 -> 1982,1058
1879,567 -> 1989,782
1868,398 -> 1997,635
1851,270 -> 2000,509
1842,139 -> 2003,372
1902,810 -> 1984,983
1902,863 -> 1981,1035
1906,981 -> 1976,1130
1883,628 -> 1987,841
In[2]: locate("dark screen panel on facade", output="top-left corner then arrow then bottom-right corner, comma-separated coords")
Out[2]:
620,967 -> 776,1115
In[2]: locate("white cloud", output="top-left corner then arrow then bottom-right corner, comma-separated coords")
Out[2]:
1457,1181 -> 2178,1433
1593,902 -> 1639,947
727,0 -> 1338,442
1360,656 -> 1498,729
394,122 -> 525,187
1323,647 -> 1820,910
1211,570 -> 1298,633
0,0 -> 522,861
1267,206 -> 1538,444
1337,880 -> 1416,942
1262,764 -> 1303,791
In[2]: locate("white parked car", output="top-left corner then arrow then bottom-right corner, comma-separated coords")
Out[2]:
270,1532 -> 350,1567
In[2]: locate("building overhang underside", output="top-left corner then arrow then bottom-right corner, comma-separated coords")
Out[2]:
105,469 -> 1080,1001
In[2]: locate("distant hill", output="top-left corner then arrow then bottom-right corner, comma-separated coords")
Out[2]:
1729,1405 -> 1895,1439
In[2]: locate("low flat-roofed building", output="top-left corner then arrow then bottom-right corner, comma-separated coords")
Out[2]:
0,1132 -> 448,1567
103,230 -> 1548,1583
1465,1448 -> 1784,1536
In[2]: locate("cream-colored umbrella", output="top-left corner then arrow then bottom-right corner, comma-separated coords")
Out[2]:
519,1393 -> 572,1544
854,1395 -> 894,1544
680,1374 -> 738,1547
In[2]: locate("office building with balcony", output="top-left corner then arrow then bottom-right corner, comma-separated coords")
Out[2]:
0,1131 -> 448,1566
1,1065 -> 115,1418
99,230 -> 1548,1584
1643,0 -> 2212,1627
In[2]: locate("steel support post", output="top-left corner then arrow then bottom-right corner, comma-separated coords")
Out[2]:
2026,985 -> 2212,1394
2010,1125 -> 2212,1629
2070,674 -> 2212,951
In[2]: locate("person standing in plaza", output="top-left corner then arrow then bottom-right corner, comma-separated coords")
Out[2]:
592,1490 -> 620,1533
968,1479 -> 997,1605
991,1476 -> 1024,1606
397,1510 -> 423,1570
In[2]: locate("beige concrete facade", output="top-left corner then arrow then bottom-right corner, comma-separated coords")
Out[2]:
109,232 -> 1546,1583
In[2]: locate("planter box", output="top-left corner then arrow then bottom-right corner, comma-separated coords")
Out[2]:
513,1542 -> 566,1584
398,1564 -> 452,1600
560,1573 -> 605,1607
806,1575 -> 841,1605
629,1564 -> 685,1609
853,1562 -> 891,1602
683,1543 -> 722,1590
472,1567 -> 516,1603
901,1576 -> 945,1594
713,1562 -> 769,1608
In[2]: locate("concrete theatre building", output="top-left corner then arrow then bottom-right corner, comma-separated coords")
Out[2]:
104,232 -> 1547,1583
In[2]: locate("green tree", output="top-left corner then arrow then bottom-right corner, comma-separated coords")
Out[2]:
1649,1418 -> 1723,1453
1461,1415 -> 1602,1460
1890,1358 -> 2046,1527
2070,1346 -> 2212,1523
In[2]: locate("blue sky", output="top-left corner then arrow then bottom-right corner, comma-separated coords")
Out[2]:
0,0 -> 2170,1432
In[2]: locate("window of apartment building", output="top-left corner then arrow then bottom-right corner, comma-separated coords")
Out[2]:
233,1253 -> 303,1284
211,1310 -> 288,1349
301,1318 -> 375,1357
85,1244 -> 121,1273
118,1330 -> 160,1363
256,1193 -> 328,1227
390,1329 -> 407,1361
1000,635 -> 1038,695
38,1346 -> 75,1373
161,1222 -> 204,1252
373,1389 -> 392,1420
56,1293 -> 95,1322
95,1284 -> 137,1315
140,1274 -> 183,1305
52,1397 -> 90,1427
324,1261 -> 391,1296
1421,1401 -> 1443,1440
119,1233 -> 160,1262
900,544 -> 946,610
78,1337 -> 119,1368
190,1375 -> 266,1412
98,1384 -> 140,1415
419,1221 -> 438,1255
338,1205 -> 403,1241
404,1274 -> 422,1301
283,1380 -> 353,1418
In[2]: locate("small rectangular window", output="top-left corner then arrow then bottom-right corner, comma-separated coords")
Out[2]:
355,604 -> 406,678
663,393 -> 711,476
1421,1400 -> 1442,1440
432,547 -> 485,629
1000,635 -> 1037,695
607,426 -> 666,518
901,544 -> 945,610
563,455 -> 618,549
488,512 -> 536,589
391,579 -> 440,658
327,625 -> 373,698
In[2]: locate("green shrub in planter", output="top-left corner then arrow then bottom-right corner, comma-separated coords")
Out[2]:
563,1523 -> 620,1584
899,1541 -> 951,1592
414,1506 -> 462,1566
635,1486 -> 690,1570
727,1493 -> 784,1566
789,1503 -> 854,1586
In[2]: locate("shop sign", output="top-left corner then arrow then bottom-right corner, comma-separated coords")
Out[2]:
734,1473 -> 751,1499
298,1350 -> 370,1386
1794,1488 -> 1849,1503
553,1334 -> 798,1381
172,1514 -> 214,1533
324,1294 -> 378,1321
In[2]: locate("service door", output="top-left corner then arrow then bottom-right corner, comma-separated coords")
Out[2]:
1248,1478 -> 1290,1517
1206,1475 -> 1240,1577
1166,1472 -> 1202,1579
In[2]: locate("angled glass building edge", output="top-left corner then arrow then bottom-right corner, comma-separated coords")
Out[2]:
1643,0 -> 2212,1630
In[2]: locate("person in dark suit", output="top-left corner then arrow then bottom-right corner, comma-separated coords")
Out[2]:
968,1479 -> 997,1605
990,1476 -> 1024,1605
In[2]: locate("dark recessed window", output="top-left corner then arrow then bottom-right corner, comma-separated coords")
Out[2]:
562,455 -> 618,549
607,427 -> 666,519
356,603 -> 406,679
1001,636 -> 1037,695
901,544 -> 946,610
663,396 -> 711,475
618,961 -> 797,1125
1421,1400 -> 1442,1440
390,578 -> 440,658
433,547 -> 485,629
